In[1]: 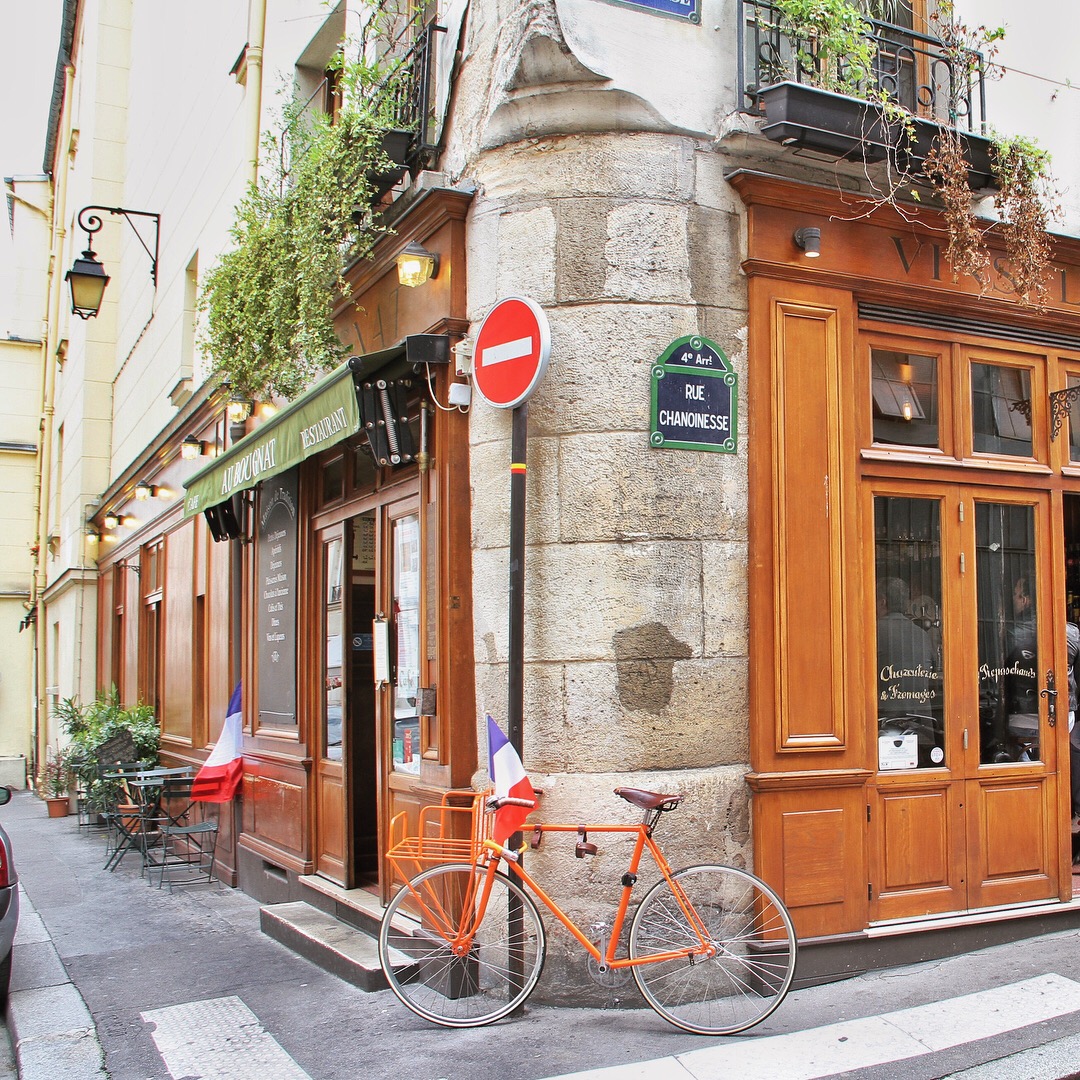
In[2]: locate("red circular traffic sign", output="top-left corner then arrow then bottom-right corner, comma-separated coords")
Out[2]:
472,296 -> 551,409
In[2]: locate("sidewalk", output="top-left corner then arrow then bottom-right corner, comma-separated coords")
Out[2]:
6,788 -> 1080,1080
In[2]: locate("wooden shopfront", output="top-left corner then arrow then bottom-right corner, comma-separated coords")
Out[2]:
732,170 -> 1080,956
183,186 -> 476,904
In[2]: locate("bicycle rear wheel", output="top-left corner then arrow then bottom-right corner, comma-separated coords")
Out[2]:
378,863 -> 546,1027
629,864 -> 796,1035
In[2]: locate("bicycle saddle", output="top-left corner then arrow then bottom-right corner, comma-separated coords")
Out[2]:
614,787 -> 685,810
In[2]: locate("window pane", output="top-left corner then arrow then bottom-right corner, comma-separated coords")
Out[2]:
392,513 -> 421,775
871,349 -> 938,447
971,363 -> 1033,456
1069,375 -> 1080,463
874,497 -> 944,770
976,503 -> 1039,764
324,538 -> 343,762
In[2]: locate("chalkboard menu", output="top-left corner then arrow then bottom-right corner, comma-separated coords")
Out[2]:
257,469 -> 298,726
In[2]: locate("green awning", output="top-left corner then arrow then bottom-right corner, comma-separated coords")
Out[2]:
183,350 -> 399,517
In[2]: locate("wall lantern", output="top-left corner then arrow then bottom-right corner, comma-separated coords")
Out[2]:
793,227 -> 821,258
181,435 -> 205,459
103,512 -> 119,530
226,395 -> 254,424
396,241 -> 440,288
134,480 -> 156,501
66,205 -> 161,319
84,527 -> 100,544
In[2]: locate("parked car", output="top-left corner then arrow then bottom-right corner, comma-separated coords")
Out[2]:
0,787 -> 19,1003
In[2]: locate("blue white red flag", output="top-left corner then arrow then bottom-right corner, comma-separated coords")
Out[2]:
487,714 -> 536,845
192,682 -> 244,803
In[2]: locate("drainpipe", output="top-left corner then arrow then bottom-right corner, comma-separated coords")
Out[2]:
32,61 -> 76,778
246,0 -> 266,182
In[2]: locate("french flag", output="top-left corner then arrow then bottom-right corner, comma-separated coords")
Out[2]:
192,683 -> 244,803
487,714 -> 536,845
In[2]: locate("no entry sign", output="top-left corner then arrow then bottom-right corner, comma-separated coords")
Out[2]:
472,296 -> 551,409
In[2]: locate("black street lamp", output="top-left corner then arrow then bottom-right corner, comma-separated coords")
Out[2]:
66,205 -> 161,319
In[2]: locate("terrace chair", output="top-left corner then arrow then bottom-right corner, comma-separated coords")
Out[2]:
101,763 -> 152,872
144,777 -> 218,889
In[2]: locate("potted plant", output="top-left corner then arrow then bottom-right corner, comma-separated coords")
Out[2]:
38,745 -> 73,817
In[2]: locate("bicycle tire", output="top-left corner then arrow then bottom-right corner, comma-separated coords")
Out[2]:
378,862 -> 546,1027
629,864 -> 797,1035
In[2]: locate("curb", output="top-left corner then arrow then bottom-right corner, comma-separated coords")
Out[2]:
7,885 -> 107,1080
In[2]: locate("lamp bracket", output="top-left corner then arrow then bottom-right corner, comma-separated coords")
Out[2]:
76,205 -> 161,286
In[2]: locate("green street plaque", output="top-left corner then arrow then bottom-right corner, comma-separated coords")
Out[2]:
650,335 -> 738,453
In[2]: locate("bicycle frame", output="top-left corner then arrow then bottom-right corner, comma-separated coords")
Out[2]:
424,821 -> 717,970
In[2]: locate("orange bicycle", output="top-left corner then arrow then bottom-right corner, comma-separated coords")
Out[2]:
378,786 -> 797,1034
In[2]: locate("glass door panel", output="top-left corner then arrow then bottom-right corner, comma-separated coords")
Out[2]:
975,503 -> 1040,764
391,512 -> 421,775
874,496 -> 945,770
323,536 -> 345,762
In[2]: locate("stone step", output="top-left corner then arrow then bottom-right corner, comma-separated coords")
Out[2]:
259,901 -> 415,993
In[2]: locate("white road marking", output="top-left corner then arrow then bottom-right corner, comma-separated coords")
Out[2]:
141,995 -> 311,1080
481,335 -> 532,366
544,974 -> 1080,1080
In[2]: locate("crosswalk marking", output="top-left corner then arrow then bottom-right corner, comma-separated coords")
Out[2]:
544,974 -> 1080,1080
141,995 -> 311,1080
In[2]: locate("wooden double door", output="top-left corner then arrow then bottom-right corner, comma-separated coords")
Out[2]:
868,482 -> 1069,921
312,487 -> 421,894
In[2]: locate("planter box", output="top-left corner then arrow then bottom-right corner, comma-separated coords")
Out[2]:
368,128 -> 412,201
758,82 -> 997,189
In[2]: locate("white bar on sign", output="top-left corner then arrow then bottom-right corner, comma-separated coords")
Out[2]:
481,336 -> 532,366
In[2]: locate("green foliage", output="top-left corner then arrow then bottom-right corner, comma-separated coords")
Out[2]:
58,689 -> 160,812
199,40 -> 406,401
771,0 -> 878,96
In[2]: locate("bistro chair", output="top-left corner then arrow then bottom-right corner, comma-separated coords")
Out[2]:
144,777 -> 219,889
101,764 -> 152,872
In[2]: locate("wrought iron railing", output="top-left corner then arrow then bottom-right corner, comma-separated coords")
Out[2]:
281,14 -> 444,183
737,0 -> 988,134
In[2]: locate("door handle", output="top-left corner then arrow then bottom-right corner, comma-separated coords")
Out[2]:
1040,669 -> 1057,726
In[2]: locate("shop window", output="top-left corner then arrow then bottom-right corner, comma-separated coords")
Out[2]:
971,362 -> 1033,457
874,496 -> 944,770
141,541 -> 165,718
871,349 -> 939,447
323,453 -> 345,505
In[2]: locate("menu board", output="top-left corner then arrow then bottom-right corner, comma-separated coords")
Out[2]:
257,469 -> 298,726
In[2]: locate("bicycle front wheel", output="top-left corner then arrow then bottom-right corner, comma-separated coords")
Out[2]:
378,863 -> 546,1027
629,864 -> 796,1035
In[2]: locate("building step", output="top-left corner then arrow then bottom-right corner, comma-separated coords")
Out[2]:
259,901 -> 414,992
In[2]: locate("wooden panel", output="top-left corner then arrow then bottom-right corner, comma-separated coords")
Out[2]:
774,300 -> 846,749
869,781 -> 965,920
753,782 -> 868,938
968,777 -> 1056,908
243,762 -> 307,857
163,523 -> 194,740
316,762 -> 346,883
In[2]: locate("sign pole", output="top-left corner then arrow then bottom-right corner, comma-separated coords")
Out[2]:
507,402 -> 527,763
470,295 -> 550,1012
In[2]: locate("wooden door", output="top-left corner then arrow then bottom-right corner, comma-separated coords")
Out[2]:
869,484 -> 1064,920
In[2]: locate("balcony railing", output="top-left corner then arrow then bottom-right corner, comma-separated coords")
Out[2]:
281,14 -> 444,186
737,0 -> 989,135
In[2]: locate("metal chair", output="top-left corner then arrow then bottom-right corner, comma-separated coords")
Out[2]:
144,777 -> 219,889
101,764 -> 151,871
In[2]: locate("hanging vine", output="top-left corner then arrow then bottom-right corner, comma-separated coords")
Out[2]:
199,37 -> 407,401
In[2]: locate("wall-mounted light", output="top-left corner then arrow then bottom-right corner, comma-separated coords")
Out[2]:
793,227 -> 822,258
226,395 -> 254,423
396,241 -> 440,288
85,527 -> 100,544
134,480 -> 156,501
181,435 -> 205,460
66,205 -> 161,319
121,515 -> 138,529
103,512 -> 119,530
